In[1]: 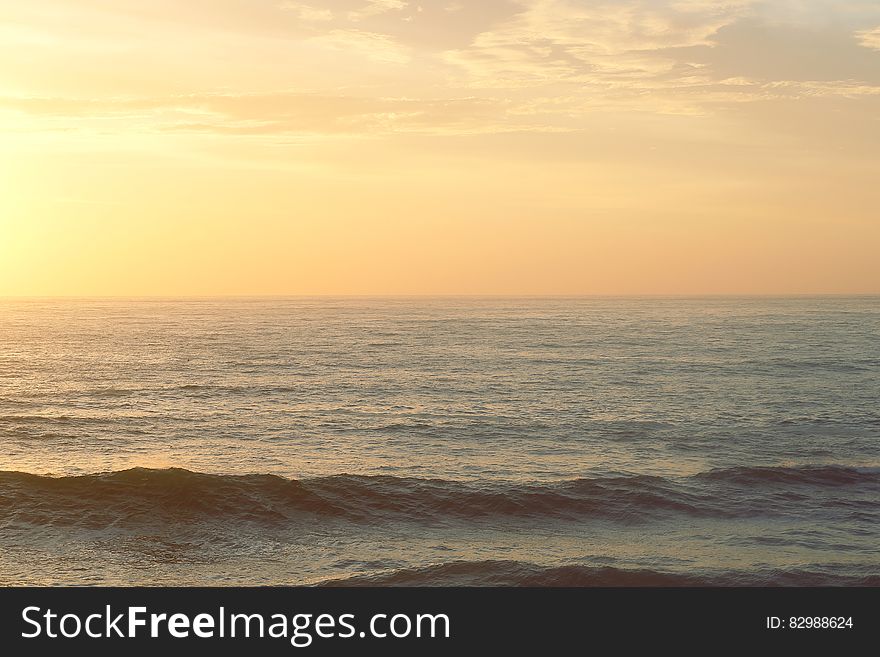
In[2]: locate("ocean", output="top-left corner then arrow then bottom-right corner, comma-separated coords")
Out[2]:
0,297 -> 877,586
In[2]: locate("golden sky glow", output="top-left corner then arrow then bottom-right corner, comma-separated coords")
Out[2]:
1,0 -> 879,295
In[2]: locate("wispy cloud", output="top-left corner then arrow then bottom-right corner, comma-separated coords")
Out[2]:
348,0 -> 409,22
278,2 -> 334,22
306,28 -> 411,63
2,0 -> 879,132
437,0 -> 880,115
0,91 -> 570,136
442,0 -> 752,88
857,25 -> 880,50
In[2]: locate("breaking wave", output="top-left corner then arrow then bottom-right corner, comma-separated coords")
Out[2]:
1,465 -> 876,530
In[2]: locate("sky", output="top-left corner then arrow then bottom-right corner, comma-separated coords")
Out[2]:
1,0 -> 879,295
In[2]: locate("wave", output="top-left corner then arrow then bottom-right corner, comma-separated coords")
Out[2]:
0,465 -> 877,530
0,469 -> 345,529
319,559 -> 880,587
695,465 -> 880,486
0,414 -> 109,426
175,384 -> 303,394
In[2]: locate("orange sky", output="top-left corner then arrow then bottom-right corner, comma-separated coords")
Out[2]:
1,0 -> 879,295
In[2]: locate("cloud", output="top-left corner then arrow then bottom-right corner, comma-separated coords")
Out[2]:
434,0 -> 880,117
442,0 -> 753,88
763,79 -> 880,98
0,91 -> 571,136
3,0 -> 879,132
857,26 -> 880,50
348,0 -> 408,22
278,2 -> 334,22
306,28 -> 411,62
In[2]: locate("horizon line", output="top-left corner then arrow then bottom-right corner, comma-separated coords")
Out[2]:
2,293 -> 879,300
